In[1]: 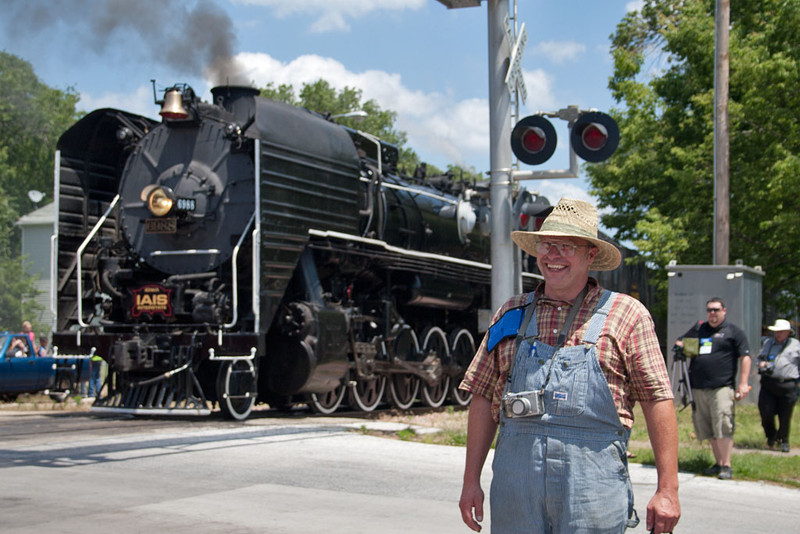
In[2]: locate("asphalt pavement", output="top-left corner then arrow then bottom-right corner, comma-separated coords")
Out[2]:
0,413 -> 797,533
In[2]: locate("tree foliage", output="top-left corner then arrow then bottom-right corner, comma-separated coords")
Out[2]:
588,0 -> 800,314
259,80 -> 483,183
0,52 -> 80,330
0,52 -> 80,234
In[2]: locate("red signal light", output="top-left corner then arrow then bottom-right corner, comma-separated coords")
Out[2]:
522,128 -> 546,153
511,115 -> 557,165
519,213 -> 530,228
581,123 -> 608,150
570,112 -> 619,163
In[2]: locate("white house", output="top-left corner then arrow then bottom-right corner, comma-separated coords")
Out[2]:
15,202 -> 55,330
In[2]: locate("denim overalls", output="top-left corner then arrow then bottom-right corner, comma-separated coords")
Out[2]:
490,290 -> 639,533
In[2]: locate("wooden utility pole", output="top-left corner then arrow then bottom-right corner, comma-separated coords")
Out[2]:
714,0 -> 730,265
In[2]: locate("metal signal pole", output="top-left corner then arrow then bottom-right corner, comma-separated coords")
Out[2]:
486,0 -> 515,311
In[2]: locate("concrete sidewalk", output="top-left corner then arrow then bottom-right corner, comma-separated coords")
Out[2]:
628,462 -> 797,533
356,420 -> 798,533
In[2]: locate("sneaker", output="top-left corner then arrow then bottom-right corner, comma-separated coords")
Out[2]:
702,464 -> 722,476
781,442 -> 790,453
717,466 -> 733,480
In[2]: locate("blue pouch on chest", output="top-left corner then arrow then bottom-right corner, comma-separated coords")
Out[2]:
487,307 -> 524,352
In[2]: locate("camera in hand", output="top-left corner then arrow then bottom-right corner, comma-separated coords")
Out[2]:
501,389 -> 545,418
758,362 -> 775,375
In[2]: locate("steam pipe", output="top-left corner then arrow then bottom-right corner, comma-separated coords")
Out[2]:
76,195 -> 120,328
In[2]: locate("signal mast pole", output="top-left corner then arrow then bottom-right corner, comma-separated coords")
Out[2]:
486,0 -> 515,311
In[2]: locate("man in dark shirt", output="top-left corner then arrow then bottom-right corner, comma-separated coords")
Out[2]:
676,297 -> 751,480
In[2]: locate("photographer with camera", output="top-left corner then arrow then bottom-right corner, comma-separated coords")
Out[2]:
458,198 -> 679,534
676,298 -> 751,480
758,319 -> 800,453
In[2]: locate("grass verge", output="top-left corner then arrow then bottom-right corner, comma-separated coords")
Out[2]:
373,402 -> 800,488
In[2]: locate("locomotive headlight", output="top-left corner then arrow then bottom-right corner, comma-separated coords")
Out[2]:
146,186 -> 175,217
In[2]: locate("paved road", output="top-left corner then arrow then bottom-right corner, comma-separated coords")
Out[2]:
0,411 -> 797,533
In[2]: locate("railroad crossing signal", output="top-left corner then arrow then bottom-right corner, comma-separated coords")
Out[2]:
511,111 -> 620,165
505,22 -> 527,103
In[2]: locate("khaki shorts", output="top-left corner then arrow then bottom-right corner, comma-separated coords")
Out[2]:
692,387 -> 735,440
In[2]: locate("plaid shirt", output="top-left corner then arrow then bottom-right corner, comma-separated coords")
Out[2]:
460,279 -> 673,429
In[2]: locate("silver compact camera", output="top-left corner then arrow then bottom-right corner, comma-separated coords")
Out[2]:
501,389 -> 545,418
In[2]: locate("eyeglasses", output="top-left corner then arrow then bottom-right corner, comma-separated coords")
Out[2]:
706,308 -> 723,313
535,241 -> 591,257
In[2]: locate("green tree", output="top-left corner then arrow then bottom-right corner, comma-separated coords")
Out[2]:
0,52 -> 80,227
0,52 -> 80,330
0,255 -> 42,332
588,0 -> 800,314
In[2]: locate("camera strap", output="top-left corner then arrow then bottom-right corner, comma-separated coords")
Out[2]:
508,285 -> 589,386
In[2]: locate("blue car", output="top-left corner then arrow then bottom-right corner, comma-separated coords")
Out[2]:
0,332 -> 90,402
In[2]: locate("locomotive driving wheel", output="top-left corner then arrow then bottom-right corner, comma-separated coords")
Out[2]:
420,326 -> 451,408
348,375 -> 386,412
387,326 -> 420,410
308,382 -> 347,415
216,359 -> 257,421
448,328 -> 475,407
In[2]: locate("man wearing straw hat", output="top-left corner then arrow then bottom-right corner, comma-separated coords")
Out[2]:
458,198 -> 679,534
757,319 -> 800,453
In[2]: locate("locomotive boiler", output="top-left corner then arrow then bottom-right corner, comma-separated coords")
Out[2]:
51,83 -> 550,419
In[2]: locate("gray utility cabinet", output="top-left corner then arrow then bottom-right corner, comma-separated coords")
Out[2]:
667,263 -> 764,402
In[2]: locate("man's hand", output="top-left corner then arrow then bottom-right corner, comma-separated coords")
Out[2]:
735,383 -> 752,400
640,399 -> 681,534
646,488 -> 680,534
459,395 -> 496,532
459,481 -> 485,532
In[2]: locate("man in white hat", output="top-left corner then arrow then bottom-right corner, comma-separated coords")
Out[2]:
458,198 -> 679,534
758,319 -> 800,453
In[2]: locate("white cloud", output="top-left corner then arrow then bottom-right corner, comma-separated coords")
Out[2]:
626,1 -> 645,13
235,0 -> 427,33
531,41 -> 587,65
76,85 -> 159,120
528,179 -> 594,207
234,51 -> 491,170
521,68 -> 558,113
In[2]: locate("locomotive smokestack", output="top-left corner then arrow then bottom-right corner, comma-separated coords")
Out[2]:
4,0 -> 249,86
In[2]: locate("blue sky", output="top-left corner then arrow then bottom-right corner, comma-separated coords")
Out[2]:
1,0 -> 643,206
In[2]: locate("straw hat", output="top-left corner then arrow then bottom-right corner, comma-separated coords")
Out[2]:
510,197 -> 621,271
767,319 -> 793,333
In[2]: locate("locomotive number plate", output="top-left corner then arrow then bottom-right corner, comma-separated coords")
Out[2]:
145,218 -> 177,234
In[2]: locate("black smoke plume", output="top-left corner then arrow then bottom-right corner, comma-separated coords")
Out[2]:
4,0 -> 248,85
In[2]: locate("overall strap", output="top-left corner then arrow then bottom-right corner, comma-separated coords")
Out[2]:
581,290 -> 617,345
555,285 -> 588,350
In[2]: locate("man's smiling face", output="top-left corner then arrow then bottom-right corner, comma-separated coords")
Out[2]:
536,236 -> 597,301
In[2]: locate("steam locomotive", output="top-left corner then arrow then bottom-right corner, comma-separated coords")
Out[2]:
50,84 -> 532,419
51,83 -> 646,420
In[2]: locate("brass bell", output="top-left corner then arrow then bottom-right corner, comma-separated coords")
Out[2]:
159,89 -> 188,119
